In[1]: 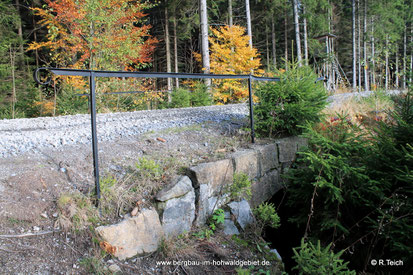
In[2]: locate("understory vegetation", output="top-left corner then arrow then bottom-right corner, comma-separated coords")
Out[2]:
283,91 -> 413,273
254,63 -> 328,137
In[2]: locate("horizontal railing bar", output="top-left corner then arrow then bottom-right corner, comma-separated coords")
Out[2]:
35,67 -> 281,83
76,90 -> 172,96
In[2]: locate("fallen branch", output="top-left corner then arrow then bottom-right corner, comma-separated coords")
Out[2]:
0,230 -> 60,238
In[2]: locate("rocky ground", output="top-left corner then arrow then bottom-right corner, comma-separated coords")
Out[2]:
0,104 -> 275,274
1,90 -> 402,274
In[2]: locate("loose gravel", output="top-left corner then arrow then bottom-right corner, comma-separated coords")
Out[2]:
1,90 -> 404,158
0,104 -> 248,158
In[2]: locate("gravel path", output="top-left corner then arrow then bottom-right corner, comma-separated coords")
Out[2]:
0,104 -> 248,158
1,89 -> 404,158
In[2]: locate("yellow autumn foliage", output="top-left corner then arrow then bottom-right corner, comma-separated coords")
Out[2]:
206,25 -> 263,103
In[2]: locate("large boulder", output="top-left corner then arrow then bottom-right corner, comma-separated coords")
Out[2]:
95,208 -> 163,260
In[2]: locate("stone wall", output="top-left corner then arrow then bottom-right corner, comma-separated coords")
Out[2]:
95,136 -> 307,260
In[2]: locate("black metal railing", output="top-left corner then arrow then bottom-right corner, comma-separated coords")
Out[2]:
34,67 -> 325,205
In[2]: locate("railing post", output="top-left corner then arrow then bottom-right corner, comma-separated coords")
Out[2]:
89,71 -> 100,206
248,75 -> 255,143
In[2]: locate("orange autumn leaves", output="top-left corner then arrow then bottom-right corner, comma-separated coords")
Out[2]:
198,25 -> 263,103
28,0 -> 157,72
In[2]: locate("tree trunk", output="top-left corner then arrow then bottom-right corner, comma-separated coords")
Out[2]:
403,25 -> 407,89
357,0 -> 361,91
395,46 -> 399,88
371,18 -> 375,87
292,0 -> 302,66
228,0 -> 233,27
363,0 -> 369,91
284,2 -> 288,69
271,17 -> 277,68
165,6 -> 172,92
245,0 -> 253,48
173,14 -> 179,88
199,0 -> 211,87
266,25 -> 270,69
409,27 -> 413,83
303,7 -> 309,65
15,0 -> 24,66
10,48 -> 16,119
385,35 -> 389,91
352,0 -> 357,90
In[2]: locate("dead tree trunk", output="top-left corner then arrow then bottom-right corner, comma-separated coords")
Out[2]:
165,6 -> 172,92
403,25 -> 407,89
284,2 -> 288,69
292,0 -> 302,66
200,0 -> 211,88
271,17 -> 277,68
245,0 -> 253,48
303,6 -> 309,65
173,15 -> 179,88
352,0 -> 357,90
363,0 -> 369,91
228,0 -> 233,27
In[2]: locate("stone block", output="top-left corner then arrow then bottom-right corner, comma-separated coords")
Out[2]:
156,175 -> 193,201
276,137 -> 298,163
160,189 -> 195,238
95,208 -> 163,260
194,184 -> 209,226
188,159 -> 233,195
231,150 -> 259,179
252,143 -> 278,176
228,200 -> 255,230
249,169 -> 282,208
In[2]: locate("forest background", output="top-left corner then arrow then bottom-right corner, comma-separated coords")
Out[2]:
0,0 -> 412,119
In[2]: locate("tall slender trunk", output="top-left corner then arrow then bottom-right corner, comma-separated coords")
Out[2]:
409,27 -> 413,85
284,3 -> 288,69
200,0 -> 211,87
403,25 -> 407,89
165,6 -> 172,92
245,0 -> 253,48
371,18 -> 375,87
228,0 -> 233,27
363,0 -> 369,91
15,0 -> 24,66
266,25 -> 270,69
292,0 -> 302,66
385,35 -> 389,91
395,46 -> 399,88
352,0 -> 357,90
271,17 -> 277,68
303,7 -> 309,65
10,48 -> 16,119
173,15 -> 179,88
357,0 -> 361,91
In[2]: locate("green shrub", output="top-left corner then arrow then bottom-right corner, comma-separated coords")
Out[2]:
170,88 -> 191,108
226,172 -> 252,201
136,157 -> 162,180
190,82 -> 212,107
253,202 -> 280,235
292,239 -> 355,275
285,92 -> 413,272
254,63 -> 328,137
